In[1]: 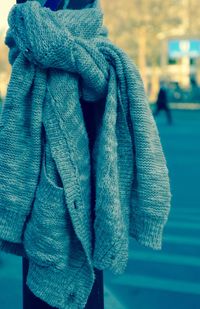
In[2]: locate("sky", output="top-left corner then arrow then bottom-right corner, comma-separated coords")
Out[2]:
0,0 -> 15,30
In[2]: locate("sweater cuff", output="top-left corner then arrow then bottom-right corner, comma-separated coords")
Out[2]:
129,213 -> 168,250
0,208 -> 27,244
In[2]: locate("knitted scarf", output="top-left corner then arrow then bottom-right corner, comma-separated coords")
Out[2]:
5,0 -> 171,275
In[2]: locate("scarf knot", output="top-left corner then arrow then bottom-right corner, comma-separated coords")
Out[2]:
6,1 -> 109,99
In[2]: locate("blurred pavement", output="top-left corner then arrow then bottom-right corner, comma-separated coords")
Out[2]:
0,109 -> 200,309
105,109 -> 200,309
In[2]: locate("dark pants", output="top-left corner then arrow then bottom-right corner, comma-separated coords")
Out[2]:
153,105 -> 173,125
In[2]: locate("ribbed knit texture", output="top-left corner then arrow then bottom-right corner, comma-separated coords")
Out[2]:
0,1 -> 172,308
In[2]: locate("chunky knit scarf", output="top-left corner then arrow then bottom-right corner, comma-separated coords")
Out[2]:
4,0 -> 171,282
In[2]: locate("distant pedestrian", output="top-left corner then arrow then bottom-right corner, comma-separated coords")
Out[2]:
154,81 -> 173,125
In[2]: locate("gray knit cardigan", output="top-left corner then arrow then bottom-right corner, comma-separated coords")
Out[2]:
0,1 -> 172,308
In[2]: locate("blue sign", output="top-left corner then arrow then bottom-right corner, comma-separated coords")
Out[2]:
168,40 -> 200,58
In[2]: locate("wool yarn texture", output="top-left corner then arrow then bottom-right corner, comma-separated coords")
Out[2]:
0,1 -> 172,308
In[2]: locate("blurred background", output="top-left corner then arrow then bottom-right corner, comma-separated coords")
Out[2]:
0,0 -> 200,308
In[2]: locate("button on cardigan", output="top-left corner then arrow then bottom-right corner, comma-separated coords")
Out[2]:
0,1 -> 172,308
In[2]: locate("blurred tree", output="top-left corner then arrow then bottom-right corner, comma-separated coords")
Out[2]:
1,0 -> 200,98
101,0 -> 182,90
101,0 -> 200,97
0,30 -> 11,98
184,0 -> 200,36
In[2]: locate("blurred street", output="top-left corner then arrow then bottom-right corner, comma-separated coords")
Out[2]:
105,109 -> 200,309
0,253 -> 22,308
0,109 -> 200,309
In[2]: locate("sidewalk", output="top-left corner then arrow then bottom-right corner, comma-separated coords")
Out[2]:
105,109 -> 200,309
0,110 -> 200,308
0,253 -> 22,309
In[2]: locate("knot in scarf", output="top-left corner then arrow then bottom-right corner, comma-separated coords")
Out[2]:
6,1 -> 110,100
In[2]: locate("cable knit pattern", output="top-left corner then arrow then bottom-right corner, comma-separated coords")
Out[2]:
0,1 -> 172,308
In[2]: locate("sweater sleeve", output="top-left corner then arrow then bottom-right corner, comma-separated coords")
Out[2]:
0,51 -> 45,252
126,60 -> 172,250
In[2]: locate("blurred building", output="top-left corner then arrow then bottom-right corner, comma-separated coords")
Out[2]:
102,0 -> 200,102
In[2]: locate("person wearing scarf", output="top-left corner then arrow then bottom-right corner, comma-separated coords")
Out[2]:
0,0 -> 172,308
